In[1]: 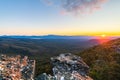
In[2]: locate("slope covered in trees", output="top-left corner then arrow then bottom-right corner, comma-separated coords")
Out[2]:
0,38 -> 99,56
77,38 -> 120,80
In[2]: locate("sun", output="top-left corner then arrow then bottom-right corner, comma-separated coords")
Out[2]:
97,34 -> 109,44
101,34 -> 106,38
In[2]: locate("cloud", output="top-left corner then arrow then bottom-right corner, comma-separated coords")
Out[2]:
61,0 -> 108,14
41,0 -> 53,5
41,0 -> 108,15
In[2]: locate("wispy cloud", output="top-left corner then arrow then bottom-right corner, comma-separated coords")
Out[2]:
41,0 -> 108,15
40,0 -> 53,5
65,0 -> 108,15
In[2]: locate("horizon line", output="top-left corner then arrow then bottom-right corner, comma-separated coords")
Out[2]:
0,34 -> 120,37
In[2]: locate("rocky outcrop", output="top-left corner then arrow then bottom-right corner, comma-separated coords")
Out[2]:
36,53 -> 93,80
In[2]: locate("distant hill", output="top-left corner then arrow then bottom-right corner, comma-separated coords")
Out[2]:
77,38 -> 120,80
0,35 -> 96,39
0,37 -> 101,57
0,35 -> 119,39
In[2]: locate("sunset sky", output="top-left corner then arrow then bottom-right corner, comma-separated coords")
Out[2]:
0,0 -> 120,36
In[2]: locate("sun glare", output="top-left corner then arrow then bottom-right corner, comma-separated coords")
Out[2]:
96,34 -> 110,44
101,34 -> 106,38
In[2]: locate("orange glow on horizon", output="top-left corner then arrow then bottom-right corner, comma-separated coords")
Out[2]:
95,34 -> 111,44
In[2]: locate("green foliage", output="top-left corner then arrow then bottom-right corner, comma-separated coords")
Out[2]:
77,38 -> 120,80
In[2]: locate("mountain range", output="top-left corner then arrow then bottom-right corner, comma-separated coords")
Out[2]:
0,35 -> 119,39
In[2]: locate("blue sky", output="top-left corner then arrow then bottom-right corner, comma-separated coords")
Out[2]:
0,0 -> 120,36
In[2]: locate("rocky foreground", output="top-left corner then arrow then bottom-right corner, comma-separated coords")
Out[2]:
0,55 -> 35,80
36,53 -> 93,80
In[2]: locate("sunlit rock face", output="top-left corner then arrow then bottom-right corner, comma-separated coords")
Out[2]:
36,53 -> 93,80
